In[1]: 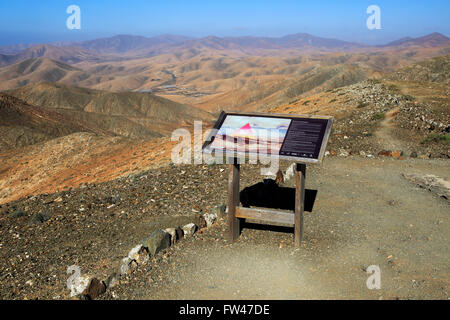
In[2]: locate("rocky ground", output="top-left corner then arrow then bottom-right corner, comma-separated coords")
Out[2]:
270,79 -> 449,159
0,157 -> 448,300
0,162 -> 230,299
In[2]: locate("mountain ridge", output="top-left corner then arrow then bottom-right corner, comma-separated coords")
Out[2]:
1,32 -> 448,63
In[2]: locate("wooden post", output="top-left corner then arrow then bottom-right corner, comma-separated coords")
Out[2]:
228,158 -> 241,242
295,163 -> 306,246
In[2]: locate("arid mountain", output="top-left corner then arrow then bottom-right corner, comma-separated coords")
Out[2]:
0,93 -> 109,149
66,32 -> 449,56
0,58 -> 84,90
0,44 -> 107,67
7,82 -> 209,120
0,32 -> 448,66
0,43 -> 35,55
73,34 -> 194,55
387,53 -> 450,83
6,82 -> 213,135
0,38 -> 448,114
382,32 -> 450,49
172,33 -> 366,54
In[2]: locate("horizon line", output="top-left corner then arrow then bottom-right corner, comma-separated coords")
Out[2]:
1,31 -> 449,48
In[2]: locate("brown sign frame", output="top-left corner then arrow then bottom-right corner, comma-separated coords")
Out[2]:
202,111 -> 333,164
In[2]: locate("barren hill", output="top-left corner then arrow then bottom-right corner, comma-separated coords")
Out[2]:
6,82 -> 212,126
74,34 -> 193,55
382,32 -> 450,49
0,93 -> 109,149
0,58 -> 86,90
387,54 -> 450,83
0,44 -> 105,68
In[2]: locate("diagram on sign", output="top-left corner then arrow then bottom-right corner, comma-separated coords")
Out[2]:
211,115 -> 291,154
208,113 -> 331,161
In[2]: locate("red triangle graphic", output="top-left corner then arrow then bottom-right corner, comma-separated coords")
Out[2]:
232,123 -> 254,137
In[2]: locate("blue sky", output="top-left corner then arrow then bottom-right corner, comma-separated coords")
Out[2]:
0,0 -> 449,46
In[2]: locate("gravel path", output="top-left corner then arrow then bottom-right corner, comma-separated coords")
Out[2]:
374,107 -> 410,153
100,158 -> 449,300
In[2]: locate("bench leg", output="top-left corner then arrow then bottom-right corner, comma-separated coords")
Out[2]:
228,159 -> 241,242
295,163 -> 306,246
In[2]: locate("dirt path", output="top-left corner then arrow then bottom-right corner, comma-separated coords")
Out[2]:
374,107 -> 410,153
102,158 -> 449,300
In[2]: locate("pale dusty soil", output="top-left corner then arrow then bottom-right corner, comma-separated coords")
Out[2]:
102,157 -> 449,300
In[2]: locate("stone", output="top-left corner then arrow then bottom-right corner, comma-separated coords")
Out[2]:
378,150 -> 392,157
128,244 -> 149,265
128,244 -> 142,260
284,163 -> 296,182
84,278 -> 106,300
203,213 -> 217,227
338,149 -> 349,157
142,230 -> 171,256
68,274 -> 90,297
119,257 -> 134,275
130,260 -> 138,269
176,227 -> 184,240
104,273 -> 119,289
402,173 -> 450,201
182,223 -> 197,237
388,200 -> 397,206
195,213 -> 207,229
164,228 -> 178,245
215,204 -> 227,218
418,153 -> 430,159
392,150 -> 403,158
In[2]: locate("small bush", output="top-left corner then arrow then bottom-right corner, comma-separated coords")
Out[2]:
329,99 -> 337,103
30,211 -> 52,224
357,101 -> 369,108
388,84 -> 399,92
11,209 -> 27,218
372,113 -> 385,120
421,134 -> 450,145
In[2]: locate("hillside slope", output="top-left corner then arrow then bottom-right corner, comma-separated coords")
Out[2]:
6,82 -> 213,131
0,93 -> 110,149
0,58 -> 85,90
0,44 -> 104,67
387,54 -> 450,83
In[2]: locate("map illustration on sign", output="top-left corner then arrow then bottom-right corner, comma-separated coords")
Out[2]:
204,112 -> 333,163
210,115 -> 291,154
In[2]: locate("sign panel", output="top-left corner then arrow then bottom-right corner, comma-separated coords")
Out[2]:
203,111 -> 333,163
